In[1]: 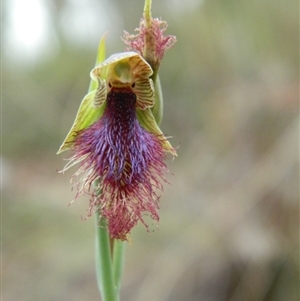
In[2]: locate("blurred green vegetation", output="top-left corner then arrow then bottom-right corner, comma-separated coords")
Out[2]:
3,0 -> 299,300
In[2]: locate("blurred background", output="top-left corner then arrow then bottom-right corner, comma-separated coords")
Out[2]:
2,0 -> 299,300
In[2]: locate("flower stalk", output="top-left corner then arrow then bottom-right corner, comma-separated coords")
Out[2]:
112,239 -> 126,291
95,213 -> 119,301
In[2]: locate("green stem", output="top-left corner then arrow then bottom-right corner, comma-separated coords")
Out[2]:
95,212 -> 119,301
143,0 -> 152,27
151,74 -> 163,125
112,240 -> 126,291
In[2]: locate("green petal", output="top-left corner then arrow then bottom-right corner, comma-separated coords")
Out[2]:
136,108 -> 177,156
57,90 -> 106,153
93,77 -> 107,108
134,77 -> 155,109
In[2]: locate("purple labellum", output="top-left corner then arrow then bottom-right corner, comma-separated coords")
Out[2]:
70,88 -> 168,240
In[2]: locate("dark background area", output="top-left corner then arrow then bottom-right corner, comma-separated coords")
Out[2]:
2,0 -> 299,300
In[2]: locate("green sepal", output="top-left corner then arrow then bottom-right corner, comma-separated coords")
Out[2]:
136,108 -> 177,156
57,90 -> 106,153
57,35 -> 107,154
89,34 -> 107,92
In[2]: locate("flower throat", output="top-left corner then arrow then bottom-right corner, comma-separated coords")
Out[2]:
104,88 -> 137,135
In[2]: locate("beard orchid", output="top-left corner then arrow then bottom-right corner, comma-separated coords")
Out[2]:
58,51 -> 176,240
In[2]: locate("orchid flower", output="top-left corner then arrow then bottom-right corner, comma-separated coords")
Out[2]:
58,50 -> 176,240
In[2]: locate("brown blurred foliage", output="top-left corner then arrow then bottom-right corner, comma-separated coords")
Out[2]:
2,0 -> 299,300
